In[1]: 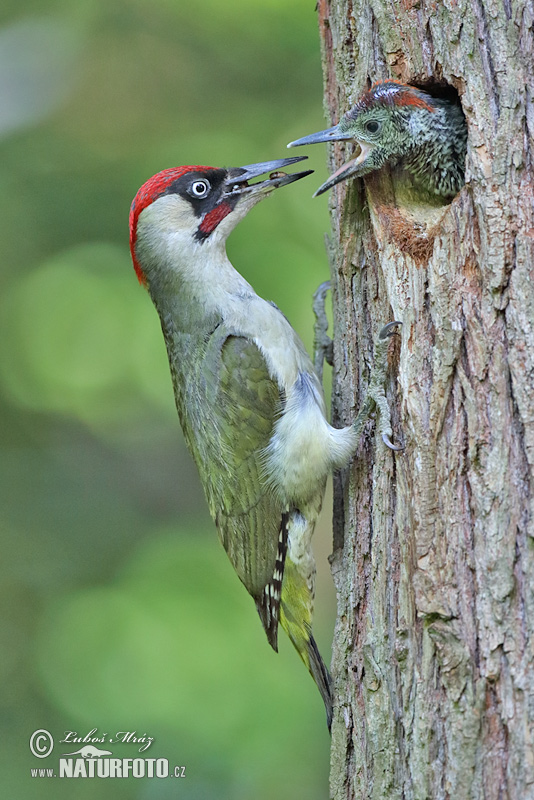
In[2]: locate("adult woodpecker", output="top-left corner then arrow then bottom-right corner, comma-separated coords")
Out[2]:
129,157 -> 399,728
288,80 -> 467,199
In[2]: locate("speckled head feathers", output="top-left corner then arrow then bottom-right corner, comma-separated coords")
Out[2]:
288,79 -> 466,198
350,80 -> 436,116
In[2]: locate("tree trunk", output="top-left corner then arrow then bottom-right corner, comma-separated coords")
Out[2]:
317,1 -> 534,798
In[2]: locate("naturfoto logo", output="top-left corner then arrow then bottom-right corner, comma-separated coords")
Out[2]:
29,727 -> 186,780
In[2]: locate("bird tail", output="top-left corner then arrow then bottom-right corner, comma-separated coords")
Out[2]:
306,633 -> 333,731
279,555 -> 333,731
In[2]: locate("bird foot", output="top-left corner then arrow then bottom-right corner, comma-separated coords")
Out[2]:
352,321 -> 404,451
313,281 -> 334,382
378,320 -> 402,341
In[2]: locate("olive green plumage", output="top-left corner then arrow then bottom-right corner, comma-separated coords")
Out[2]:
129,159 -> 358,730
162,316 -> 333,723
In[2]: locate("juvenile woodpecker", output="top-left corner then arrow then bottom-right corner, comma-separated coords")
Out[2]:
129,157 -> 399,728
289,80 -> 467,198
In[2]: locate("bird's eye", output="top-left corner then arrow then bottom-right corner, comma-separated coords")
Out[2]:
365,120 -> 381,134
189,180 -> 210,198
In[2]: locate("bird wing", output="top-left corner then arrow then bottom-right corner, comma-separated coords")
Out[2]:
189,329 -> 288,646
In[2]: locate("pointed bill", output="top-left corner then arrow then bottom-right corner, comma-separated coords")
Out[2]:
287,125 -> 353,148
233,156 -> 308,180
288,125 -> 376,196
224,157 -> 313,197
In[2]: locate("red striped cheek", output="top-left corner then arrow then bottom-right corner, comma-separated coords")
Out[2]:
198,202 -> 233,237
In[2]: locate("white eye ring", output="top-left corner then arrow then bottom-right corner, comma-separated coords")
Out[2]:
189,180 -> 210,198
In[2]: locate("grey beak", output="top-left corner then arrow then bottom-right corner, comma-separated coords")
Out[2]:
287,125 -> 353,148
224,156 -> 313,196
231,157 -> 309,182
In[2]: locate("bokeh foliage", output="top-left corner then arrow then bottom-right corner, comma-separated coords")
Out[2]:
0,2 -> 335,798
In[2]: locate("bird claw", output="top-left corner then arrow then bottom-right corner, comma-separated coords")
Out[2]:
378,320 -> 402,340
374,322 -> 403,451
351,320 -> 403,451
312,296 -> 404,450
382,432 -> 404,451
313,281 -> 334,381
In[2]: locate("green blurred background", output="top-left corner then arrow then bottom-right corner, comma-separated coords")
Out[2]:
0,1 -> 336,797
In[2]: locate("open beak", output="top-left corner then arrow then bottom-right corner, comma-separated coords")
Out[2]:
312,142 -> 374,196
224,156 -> 313,197
288,125 -> 374,197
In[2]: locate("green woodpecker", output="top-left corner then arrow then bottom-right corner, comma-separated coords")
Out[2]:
129,157 -> 399,728
288,80 -> 467,198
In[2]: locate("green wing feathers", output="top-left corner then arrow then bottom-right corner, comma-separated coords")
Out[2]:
167,325 -> 332,726
196,332 -> 285,598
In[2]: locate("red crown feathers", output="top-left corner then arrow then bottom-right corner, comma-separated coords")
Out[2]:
129,165 -> 214,285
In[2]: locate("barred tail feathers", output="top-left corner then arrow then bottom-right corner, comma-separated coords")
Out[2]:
255,512 -> 289,651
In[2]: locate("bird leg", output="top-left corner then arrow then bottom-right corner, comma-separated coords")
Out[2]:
352,321 -> 403,451
313,282 -> 403,451
312,281 -> 334,383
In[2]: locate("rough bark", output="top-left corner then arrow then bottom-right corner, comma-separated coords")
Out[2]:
317,2 -> 534,798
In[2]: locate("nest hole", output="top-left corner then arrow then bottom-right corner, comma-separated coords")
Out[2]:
410,77 -> 465,118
